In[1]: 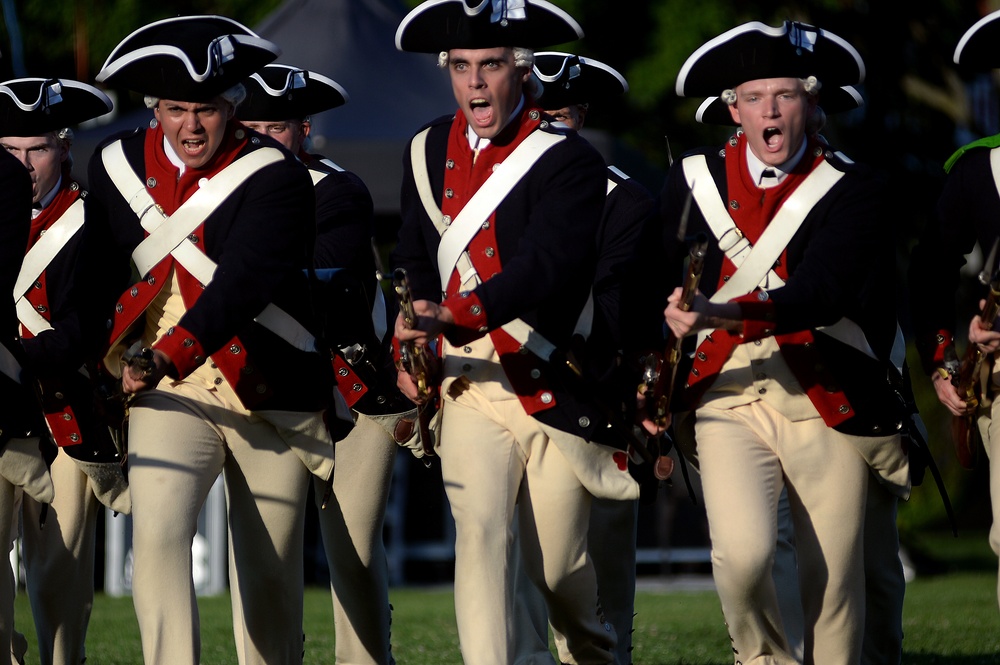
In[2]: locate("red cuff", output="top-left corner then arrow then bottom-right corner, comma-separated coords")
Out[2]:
734,295 -> 777,342
153,324 -> 207,379
441,290 -> 489,346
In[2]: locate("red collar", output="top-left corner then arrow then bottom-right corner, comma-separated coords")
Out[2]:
143,122 -> 248,214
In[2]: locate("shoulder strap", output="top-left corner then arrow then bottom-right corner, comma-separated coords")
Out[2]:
409,127 -> 448,236
14,199 -> 85,336
684,154 -> 886,361
436,129 -> 566,290
101,140 -> 317,354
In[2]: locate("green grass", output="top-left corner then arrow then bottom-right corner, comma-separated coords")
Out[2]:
11,532 -> 1000,664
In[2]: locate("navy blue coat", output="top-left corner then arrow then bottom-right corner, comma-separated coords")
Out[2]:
81,126 -> 333,413
653,140 -> 903,437
0,148 -> 41,444
392,111 -> 622,442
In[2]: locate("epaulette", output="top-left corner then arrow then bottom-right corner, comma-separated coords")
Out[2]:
944,133 -> 1000,173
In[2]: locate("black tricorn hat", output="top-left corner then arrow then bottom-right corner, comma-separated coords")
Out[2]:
96,15 -> 280,101
0,78 -> 113,136
395,0 -> 583,54
954,9 -> 1000,69
675,21 -> 865,98
238,64 -> 349,121
695,84 -> 863,125
533,51 -> 627,109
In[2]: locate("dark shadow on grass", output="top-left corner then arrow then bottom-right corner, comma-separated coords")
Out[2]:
900,653 -> 1000,664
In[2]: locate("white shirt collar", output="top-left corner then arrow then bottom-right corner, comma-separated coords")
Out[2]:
746,139 -> 807,188
466,95 -> 526,150
162,136 -> 187,176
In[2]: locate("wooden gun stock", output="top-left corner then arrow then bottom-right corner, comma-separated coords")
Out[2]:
389,268 -> 439,459
950,273 -> 1000,469
645,234 -> 709,429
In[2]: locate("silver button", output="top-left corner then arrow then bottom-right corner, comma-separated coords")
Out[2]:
462,363 -> 472,372
69,433 -> 80,442
838,405 -> 850,414
213,377 -> 223,385
578,416 -> 591,428
230,344 -> 242,354
540,392 -> 553,404
442,215 -> 452,225
470,305 -> 481,315
528,110 -> 540,120
463,346 -> 472,353
445,188 -> 454,198
729,200 -> 739,210
146,177 -> 157,187
481,221 -> 490,229
338,367 -> 349,377
53,392 -> 64,400
485,247 -> 495,257
256,384 -> 267,394
530,369 -> 541,379
182,338 -> 194,347
446,159 -> 455,169
235,129 -> 245,140
130,287 -> 139,297
352,383 -> 363,392
758,388 -> 767,395
62,413 -> 72,421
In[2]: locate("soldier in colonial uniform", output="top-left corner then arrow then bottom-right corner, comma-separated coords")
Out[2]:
81,16 -> 334,664
512,51 -> 654,665
657,21 -> 909,664
910,7 -> 1000,618
392,2 -> 639,663
236,63 -> 416,665
0,129 -> 48,665
695,83 -> 911,665
0,76 -> 128,665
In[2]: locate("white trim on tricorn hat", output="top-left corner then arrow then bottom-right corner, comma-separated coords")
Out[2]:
675,21 -> 865,98
533,51 -> 627,109
0,78 -> 113,136
395,0 -> 583,54
96,15 -> 280,101
695,84 -> 863,125
238,64 -> 349,121
954,9 -> 1000,68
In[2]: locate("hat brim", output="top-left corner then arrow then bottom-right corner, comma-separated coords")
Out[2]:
676,21 -> 865,98
239,64 -> 349,121
96,15 -> 280,100
533,51 -> 627,109
0,78 -> 113,136
955,9 -> 1000,68
695,85 -> 863,125
395,0 -> 583,53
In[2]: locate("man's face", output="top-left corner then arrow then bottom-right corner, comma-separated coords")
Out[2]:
242,119 -> 310,154
728,77 -> 815,167
448,47 -> 528,139
154,97 -> 233,169
544,104 -> 587,131
1,134 -> 68,204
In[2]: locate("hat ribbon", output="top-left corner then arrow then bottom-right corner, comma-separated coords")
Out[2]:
0,79 -> 63,113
